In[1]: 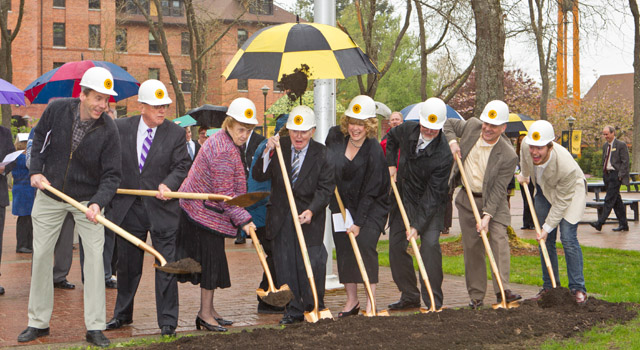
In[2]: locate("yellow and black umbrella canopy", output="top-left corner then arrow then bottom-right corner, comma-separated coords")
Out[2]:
222,22 -> 379,81
505,113 -> 535,138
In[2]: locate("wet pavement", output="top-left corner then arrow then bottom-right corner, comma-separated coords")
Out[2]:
1,188 -> 638,349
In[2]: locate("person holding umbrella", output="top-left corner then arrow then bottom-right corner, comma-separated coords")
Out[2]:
19,67 -> 121,347
516,120 -> 587,304
325,95 -> 390,316
176,97 -> 257,332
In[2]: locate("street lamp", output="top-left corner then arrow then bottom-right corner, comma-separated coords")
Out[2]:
566,115 -> 576,156
261,85 -> 270,136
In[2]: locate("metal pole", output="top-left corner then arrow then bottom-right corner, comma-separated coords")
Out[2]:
314,0 -> 341,290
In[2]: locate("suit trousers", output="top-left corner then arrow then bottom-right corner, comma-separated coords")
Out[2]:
52,213 -> 74,283
272,219 -> 327,319
599,170 -> 628,226
455,191 -> 511,300
79,227 -> 116,281
113,199 -> 178,328
16,215 -> 33,250
29,191 -> 106,330
388,206 -> 444,308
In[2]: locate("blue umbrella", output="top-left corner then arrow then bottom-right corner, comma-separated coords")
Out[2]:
24,60 -> 140,104
0,78 -> 25,106
400,103 -> 463,121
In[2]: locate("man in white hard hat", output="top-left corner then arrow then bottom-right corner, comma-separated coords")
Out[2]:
443,100 -> 521,309
104,80 -> 190,337
517,120 -> 587,304
20,66 -> 122,347
386,97 -> 453,310
253,105 -> 335,325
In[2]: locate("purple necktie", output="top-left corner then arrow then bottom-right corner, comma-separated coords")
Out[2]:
139,128 -> 153,172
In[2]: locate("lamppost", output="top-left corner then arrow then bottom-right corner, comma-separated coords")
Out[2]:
566,115 -> 576,156
261,85 -> 270,136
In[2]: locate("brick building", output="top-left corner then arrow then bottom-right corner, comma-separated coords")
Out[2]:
4,0 -> 293,128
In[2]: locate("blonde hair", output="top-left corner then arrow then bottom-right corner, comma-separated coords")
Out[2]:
339,115 -> 377,139
15,140 -> 27,151
221,116 -> 256,132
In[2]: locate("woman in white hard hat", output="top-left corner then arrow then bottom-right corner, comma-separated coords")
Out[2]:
176,97 -> 257,332
325,95 -> 390,316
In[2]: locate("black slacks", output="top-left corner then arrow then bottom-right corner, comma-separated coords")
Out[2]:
599,170 -> 628,226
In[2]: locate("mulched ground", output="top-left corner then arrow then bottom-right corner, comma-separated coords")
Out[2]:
440,237 -> 564,257
138,288 -> 638,350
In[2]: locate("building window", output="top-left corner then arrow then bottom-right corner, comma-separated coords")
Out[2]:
181,32 -> 189,55
89,24 -> 101,49
181,70 -> 192,93
249,0 -> 272,15
237,29 -> 248,49
53,62 -> 66,69
89,0 -> 100,9
238,79 -> 248,91
148,68 -> 160,80
116,105 -> 127,118
53,0 -> 65,8
53,23 -> 65,47
273,80 -> 282,92
161,0 -> 183,17
117,0 -> 148,15
115,28 -> 127,52
149,31 -> 158,53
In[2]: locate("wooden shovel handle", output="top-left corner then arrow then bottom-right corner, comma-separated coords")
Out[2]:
522,182 -> 557,288
117,189 -> 232,201
247,226 -> 277,292
44,184 -> 167,266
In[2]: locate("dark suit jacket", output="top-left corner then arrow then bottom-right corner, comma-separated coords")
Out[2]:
107,115 -> 191,232
0,126 -> 16,207
252,137 -> 334,246
244,131 -> 265,176
603,138 -> 629,185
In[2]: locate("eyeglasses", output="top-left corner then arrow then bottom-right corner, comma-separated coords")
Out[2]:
151,104 -> 169,110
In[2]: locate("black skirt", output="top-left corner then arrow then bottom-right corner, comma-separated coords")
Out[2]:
176,210 -> 231,290
332,224 -> 381,284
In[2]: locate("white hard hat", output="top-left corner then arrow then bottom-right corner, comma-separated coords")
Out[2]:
138,79 -> 172,106
227,97 -> 258,125
286,105 -> 316,131
525,120 -> 555,146
345,95 -> 376,120
479,100 -> 509,125
79,67 -> 118,96
419,97 -> 447,130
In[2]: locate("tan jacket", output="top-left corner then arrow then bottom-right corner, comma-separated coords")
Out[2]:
520,142 -> 587,228
443,118 -> 518,227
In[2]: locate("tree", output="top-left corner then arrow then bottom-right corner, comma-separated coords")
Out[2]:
526,0 -> 553,120
630,0 -> 640,172
0,0 -> 25,128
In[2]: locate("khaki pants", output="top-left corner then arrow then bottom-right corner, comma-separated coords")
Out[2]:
28,191 -> 106,331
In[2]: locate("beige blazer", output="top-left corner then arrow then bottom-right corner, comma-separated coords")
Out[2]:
520,142 -> 587,228
443,117 -> 518,227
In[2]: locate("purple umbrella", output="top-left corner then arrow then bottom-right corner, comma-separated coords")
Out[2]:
0,78 -> 26,106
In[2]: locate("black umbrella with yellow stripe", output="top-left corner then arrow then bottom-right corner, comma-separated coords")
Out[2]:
505,113 -> 535,138
222,22 -> 379,81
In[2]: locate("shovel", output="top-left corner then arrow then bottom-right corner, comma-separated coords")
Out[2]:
116,189 -> 269,208
334,189 -> 389,317
454,155 -> 518,309
521,182 -> 557,288
247,226 -> 293,307
42,183 -> 194,274
389,178 -> 440,313
274,143 -> 333,323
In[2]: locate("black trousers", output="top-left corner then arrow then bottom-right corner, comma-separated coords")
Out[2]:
520,181 -> 535,228
256,226 -> 279,300
388,206 -> 444,309
0,206 -> 5,270
16,215 -> 33,250
113,199 -> 179,328
598,170 -> 628,226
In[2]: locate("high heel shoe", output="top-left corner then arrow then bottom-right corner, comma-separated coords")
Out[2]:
338,302 -> 360,318
195,315 -> 227,332
214,317 -> 234,326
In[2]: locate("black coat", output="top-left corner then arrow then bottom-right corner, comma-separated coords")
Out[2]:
0,126 -> 16,207
252,137 -> 334,246
244,131 -> 265,177
385,121 -> 453,232
325,126 -> 390,231
106,115 -> 191,232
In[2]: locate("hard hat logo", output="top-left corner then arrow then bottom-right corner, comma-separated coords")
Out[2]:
352,104 -> 361,114
532,131 -> 541,141
428,114 -> 437,123
488,110 -> 497,119
294,115 -> 303,125
104,79 -> 113,90
244,109 -> 253,119
155,89 -> 164,99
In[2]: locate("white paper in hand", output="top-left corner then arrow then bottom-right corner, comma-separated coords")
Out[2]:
332,209 -> 354,232
1,150 -> 25,167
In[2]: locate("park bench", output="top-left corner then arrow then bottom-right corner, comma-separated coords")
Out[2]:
586,199 -> 640,222
629,173 -> 640,192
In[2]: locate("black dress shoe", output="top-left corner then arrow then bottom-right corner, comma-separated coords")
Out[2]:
53,280 -> 75,289
0,285 -> 4,295
496,289 -> 522,303
468,299 -> 484,309
338,303 -> 360,318
214,317 -> 234,326
279,315 -> 303,325
18,326 -> 50,342
16,247 -> 33,253
86,330 -> 110,347
160,325 -> 176,337
612,226 -> 629,232
388,299 -> 420,310
105,278 -> 117,289
589,222 -> 602,231
257,301 -> 285,314
195,316 -> 227,332
105,317 -> 133,330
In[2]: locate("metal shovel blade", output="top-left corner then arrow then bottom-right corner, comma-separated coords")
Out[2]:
304,308 -> 333,323
362,309 -> 390,317
257,284 -> 294,307
154,258 -> 202,274
225,192 -> 270,207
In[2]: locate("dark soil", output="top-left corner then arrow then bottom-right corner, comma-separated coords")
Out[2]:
138,288 -> 638,350
259,286 -> 294,307
158,258 -> 201,274
440,239 -> 564,257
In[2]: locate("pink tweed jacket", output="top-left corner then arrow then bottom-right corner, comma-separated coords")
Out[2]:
179,130 -> 252,237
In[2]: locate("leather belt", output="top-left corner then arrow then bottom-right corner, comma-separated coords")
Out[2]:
462,188 -> 482,198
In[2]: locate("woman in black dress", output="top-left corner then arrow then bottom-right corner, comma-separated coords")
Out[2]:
325,95 -> 390,316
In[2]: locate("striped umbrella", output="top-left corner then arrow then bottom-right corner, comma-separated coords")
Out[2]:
222,22 -> 379,81
505,113 -> 535,137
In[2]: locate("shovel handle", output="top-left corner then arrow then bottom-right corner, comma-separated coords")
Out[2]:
44,184 -> 167,266
454,155 -> 507,307
247,226 -> 277,293
389,178 -> 437,311
522,182 -> 557,288
117,189 -> 232,201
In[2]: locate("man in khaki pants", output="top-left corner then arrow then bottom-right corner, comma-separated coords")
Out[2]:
18,67 -> 121,348
443,100 -> 521,309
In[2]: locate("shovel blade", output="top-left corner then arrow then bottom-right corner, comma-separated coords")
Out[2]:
304,308 -> 333,323
257,284 -> 293,307
491,301 -> 507,309
362,309 -> 390,317
225,192 -> 270,207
